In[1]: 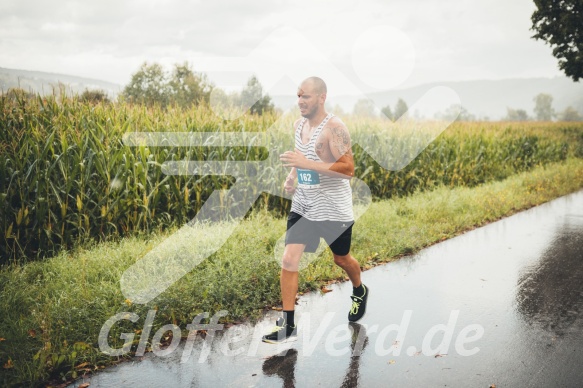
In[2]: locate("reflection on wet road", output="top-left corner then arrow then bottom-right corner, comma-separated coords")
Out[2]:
516,221 -> 583,336
70,190 -> 583,387
262,349 -> 298,388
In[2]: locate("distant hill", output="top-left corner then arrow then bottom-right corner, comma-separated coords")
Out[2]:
0,67 -> 122,97
272,77 -> 583,120
368,77 -> 583,120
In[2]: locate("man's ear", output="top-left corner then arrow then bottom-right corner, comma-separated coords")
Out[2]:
319,93 -> 327,105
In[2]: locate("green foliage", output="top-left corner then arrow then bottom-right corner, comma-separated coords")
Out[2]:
326,103 -> 345,116
533,93 -> 554,121
352,98 -> 376,118
437,105 -> 475,122
394,98 -> 408,120
558,106 -> 583,122
211,76 -> 273,117
380,104 -> 393,121
122,62 -> 169,106
531,0 -> 583,82
241,75 -> 274,115
168,62 -> 213,107
505,107 -> 530,121
1,94 -> 582,264
81,89 -> 110,104
121,61 -> 214,108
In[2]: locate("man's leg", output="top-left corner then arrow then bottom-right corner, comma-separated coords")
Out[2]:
332,253 -> 362,288
262,243 -> 304,343
281,243 -> 305,310
328,224 -> 369,322
334,252 -> 369,322
281,213 -> 315,311
327,222 -> 361,288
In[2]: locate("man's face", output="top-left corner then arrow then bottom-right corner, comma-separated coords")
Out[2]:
297,83 -> 322,119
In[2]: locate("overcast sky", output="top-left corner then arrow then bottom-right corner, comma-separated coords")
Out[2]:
0,0 -> 564,96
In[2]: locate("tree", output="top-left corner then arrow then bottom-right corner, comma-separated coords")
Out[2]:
352,98 -> 376,118
558,106 -> 583,121
381,104 -> 394,120
437,105 -> 475,121
168,62 -> 213,107
209,87 -> 245,119
122,62 -> 169,106
326,103 -> 345,116
394,98 -> 409,120
241,76 -> 274,115
81,89 -> 110,104
505,108 -> 530,121
533,93 -> 554,121
531,1 -> 583,82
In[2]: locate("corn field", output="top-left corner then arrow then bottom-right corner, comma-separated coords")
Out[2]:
1,93 -> 583,264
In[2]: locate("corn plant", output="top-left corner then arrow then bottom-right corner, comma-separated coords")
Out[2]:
1,93 -> 582,264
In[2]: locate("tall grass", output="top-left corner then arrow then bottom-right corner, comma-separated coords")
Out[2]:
1,94 -> 583,263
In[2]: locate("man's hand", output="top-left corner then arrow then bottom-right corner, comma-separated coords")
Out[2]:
280,150 -> 311,169
284,175 -> 296,194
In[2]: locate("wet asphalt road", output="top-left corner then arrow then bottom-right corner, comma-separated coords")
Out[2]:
71,190 -> 583,387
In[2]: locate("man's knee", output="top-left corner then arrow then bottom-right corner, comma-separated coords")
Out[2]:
333,253 -> 351,267
282,250 -> 301,272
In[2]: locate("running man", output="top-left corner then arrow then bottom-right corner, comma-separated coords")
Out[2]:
262,77 -> 369,344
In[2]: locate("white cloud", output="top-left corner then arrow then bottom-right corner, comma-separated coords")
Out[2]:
40,22 -> 76,32
0,0 -> 564,91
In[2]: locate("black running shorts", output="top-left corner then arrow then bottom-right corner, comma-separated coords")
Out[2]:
285,211 -> 353,256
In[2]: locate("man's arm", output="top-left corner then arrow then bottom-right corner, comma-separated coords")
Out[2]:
279,122 -> 355,179
325,124 -> 355,178
283,120 -> 301,193
284,167 -> 297,193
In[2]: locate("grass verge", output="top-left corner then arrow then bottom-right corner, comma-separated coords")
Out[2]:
1,157 -> 583,386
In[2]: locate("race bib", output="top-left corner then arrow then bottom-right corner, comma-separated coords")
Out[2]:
297,169 -> 320,188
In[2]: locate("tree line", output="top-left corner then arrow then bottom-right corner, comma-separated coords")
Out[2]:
120,62 -> 274,114
505,93 -> 582,122
7,61 -> 276,116
348,93 -> 582,122
4,62 -> 581,122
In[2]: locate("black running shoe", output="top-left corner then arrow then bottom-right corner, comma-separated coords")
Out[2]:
262,317 -> 297,344
348,284 -> 369,322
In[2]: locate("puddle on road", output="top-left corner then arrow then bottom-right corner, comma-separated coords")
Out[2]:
516,220 -> 583,336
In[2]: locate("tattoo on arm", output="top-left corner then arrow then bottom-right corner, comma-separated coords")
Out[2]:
330,126 -> 351,156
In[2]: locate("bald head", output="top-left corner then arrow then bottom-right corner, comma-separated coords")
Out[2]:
301,77 -> 327,94
297,77 -> 328,119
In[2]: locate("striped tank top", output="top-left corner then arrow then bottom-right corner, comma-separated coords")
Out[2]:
290,113 -> 354,222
